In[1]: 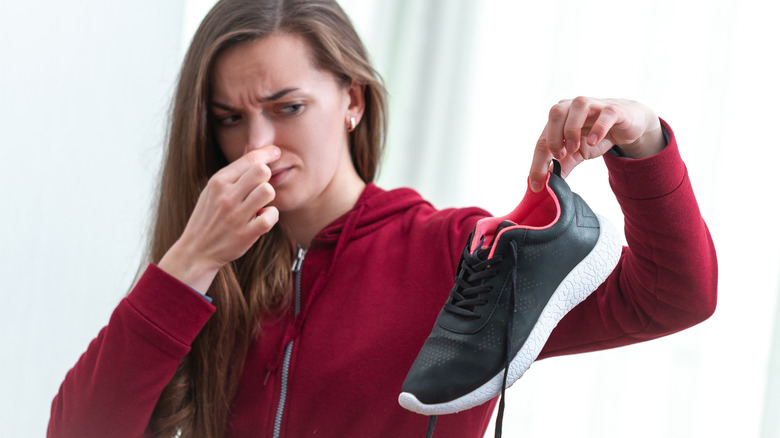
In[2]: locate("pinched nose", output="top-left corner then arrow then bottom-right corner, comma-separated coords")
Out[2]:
243,116 -> 276,155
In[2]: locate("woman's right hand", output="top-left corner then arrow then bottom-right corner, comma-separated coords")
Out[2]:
158,145 -> 281,293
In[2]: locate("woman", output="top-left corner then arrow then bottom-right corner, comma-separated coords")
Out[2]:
48,0 -> 717,437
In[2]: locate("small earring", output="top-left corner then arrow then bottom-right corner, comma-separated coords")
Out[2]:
347,117 -> 357,132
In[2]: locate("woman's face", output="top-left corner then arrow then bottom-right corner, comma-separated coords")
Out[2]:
210,33 -> 364,214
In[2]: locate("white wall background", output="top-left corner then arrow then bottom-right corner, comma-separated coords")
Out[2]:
1,0 -> 778,437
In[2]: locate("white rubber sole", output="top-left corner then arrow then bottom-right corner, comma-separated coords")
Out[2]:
399,214 -> 622,415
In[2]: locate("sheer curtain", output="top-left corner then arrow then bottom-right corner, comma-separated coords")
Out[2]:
0,1 -> 188,436
2,0 -> 776,436
340,1 -> 780,437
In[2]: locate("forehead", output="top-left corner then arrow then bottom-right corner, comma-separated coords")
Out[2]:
211,33 -> 329,99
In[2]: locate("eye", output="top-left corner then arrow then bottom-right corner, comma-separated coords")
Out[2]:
277,103 -> 304,116
214,114 -> 242,126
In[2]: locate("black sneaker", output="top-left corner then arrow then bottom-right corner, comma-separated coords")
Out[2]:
399,161 -> 621,430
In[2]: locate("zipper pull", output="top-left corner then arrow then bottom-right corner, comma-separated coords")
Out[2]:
291,245 -> 307,272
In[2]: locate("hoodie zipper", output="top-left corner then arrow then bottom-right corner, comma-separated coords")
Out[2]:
273,245 -> 307,438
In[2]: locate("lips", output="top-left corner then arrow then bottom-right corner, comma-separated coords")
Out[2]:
269,166 -> 293,186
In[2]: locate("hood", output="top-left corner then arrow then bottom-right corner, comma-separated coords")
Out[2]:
314,183 -> 432,245
272,183 -> 433,355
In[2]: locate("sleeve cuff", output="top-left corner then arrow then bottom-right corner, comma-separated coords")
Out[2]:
602,118 -> 687,200
610,122 -> 670,158
190,286 -> 213,303
126,263 -> 216,346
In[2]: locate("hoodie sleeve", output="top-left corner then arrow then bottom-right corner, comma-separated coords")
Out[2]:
48,264 -> 215,438
539,120 -> 718,358
443,208 -> 490,276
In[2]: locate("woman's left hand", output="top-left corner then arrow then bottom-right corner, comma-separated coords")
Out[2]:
528,97 -> 666,192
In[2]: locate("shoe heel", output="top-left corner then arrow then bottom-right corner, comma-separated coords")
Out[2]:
506,212 -> 622,382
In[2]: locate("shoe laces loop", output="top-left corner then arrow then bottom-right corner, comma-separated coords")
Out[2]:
426,239 -> 518,438
444,236 -> 504,318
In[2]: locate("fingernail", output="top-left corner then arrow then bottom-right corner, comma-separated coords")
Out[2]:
530,180 -> 543,192
588,134 -> 598,145
272,146 -> 281,157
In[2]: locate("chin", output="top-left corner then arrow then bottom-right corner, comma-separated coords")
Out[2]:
268,193 -> 302,214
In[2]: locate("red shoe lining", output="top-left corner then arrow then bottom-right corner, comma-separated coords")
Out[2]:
470,173 -> 561,257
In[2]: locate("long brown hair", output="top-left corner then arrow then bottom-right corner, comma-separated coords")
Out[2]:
144,1 -> 387,436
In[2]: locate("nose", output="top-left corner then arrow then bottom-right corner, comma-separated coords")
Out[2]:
244,114 -> 275,154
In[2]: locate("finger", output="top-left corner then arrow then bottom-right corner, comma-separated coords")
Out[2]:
558,149 -> 585,179
218,145 -> 281,183
243,146 -> 282,166
563,96 -> 591,152
546,101 -> 571,159
243,181 -> 275,215
250,206 -> 279,235
529,130 -> 554,193
234,160 -> 272,200
585,104 -> 621,146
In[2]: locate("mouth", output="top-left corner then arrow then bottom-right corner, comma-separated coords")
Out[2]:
269,166 -> 293,186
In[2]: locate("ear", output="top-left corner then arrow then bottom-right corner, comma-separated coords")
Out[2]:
345,80 -> 366,124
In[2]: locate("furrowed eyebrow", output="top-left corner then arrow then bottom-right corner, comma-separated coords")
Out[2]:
262,87 -> 300,102
210,101 -> 236,112
210,88 -> 301,111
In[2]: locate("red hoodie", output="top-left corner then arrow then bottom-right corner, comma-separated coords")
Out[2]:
48,121 -> 717,437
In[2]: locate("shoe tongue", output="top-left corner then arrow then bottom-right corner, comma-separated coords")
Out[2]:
496,220 -> 515,234
473,220 -> 516,260
473,247 -> 490,261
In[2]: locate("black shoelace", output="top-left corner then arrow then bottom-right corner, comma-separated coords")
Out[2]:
427,239 -> 518,438
444,236 -> 503,318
